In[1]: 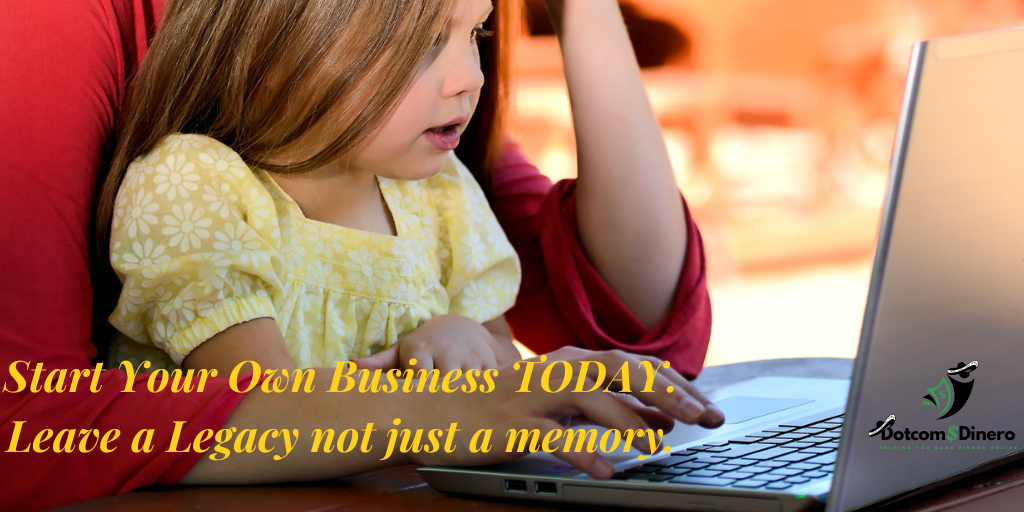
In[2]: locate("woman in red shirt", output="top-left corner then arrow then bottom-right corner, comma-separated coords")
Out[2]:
0,0 -> 713,510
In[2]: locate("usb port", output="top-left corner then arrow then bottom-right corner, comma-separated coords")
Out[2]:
534,481 -> 557,495
504,480 -> 527,492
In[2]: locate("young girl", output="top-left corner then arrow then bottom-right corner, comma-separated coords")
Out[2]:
2,0 -> 723,504
98,0 -> 524,374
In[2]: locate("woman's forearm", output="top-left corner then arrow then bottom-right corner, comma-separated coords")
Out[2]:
546,0 -> 687,329
180,322 -> 411,483
181,348 -> 725,484
180,372 -> 414,484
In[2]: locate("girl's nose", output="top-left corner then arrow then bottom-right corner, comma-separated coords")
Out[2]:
442,45 -> 485,98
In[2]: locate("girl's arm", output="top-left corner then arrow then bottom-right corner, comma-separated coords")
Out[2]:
183,318 -> 296,375
185,316 -> 519,376
543,0 -> 687,329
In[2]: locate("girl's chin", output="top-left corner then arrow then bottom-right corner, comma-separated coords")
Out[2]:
381,155 -> 448,181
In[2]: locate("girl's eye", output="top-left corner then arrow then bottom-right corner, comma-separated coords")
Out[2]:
472,25 -> 494,45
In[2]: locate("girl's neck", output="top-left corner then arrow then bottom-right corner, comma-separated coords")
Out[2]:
270,164 -> 396,236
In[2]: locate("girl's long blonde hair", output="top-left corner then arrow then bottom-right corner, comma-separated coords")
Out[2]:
97,0 -> 457,250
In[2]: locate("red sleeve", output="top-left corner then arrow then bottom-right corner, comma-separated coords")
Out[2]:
0,2 -> 255,510
490,142 -> 712,379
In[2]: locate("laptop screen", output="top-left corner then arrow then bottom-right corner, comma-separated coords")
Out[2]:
830,28 -> 1024,512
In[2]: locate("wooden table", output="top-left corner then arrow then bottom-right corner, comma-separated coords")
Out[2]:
53,359 -> 1024,512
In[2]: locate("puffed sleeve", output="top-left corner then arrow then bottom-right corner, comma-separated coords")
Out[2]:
488,141 -> 712,379
108,134 -> 284,364
431,155 -> 522,323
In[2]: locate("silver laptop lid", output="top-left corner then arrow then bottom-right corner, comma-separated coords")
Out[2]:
829,28 -> 1024,512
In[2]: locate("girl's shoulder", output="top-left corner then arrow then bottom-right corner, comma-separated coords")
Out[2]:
126,133 -> 258,191
112,133 -> 278,246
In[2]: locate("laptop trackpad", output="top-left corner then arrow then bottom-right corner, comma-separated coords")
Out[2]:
715,396 -> 814,424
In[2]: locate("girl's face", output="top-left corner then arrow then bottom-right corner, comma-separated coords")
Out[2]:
351,0 -> 493,180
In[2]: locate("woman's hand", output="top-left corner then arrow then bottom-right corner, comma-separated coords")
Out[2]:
406,346 -> 725,478
183,346 -> 722,485
353,314 -> 521,374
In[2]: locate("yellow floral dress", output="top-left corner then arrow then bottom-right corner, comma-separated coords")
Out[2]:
108,133 -> 521,369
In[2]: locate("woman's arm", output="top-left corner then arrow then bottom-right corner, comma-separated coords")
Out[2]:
182,346 -> 724,484
544,0 -> 686,329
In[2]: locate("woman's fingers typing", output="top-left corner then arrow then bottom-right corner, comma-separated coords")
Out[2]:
534,419 -> 614,479
409,347 -> 724,478
535,348 -> 724,427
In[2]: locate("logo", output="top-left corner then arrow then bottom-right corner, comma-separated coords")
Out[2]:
866,359 -> 1015,445
922,361 -> 978,419
868,414 -> 895,437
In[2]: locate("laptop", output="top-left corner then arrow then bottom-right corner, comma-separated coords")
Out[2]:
419,26 -> 1024,512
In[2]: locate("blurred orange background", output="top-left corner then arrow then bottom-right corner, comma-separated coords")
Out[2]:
507,0 -> 1024,365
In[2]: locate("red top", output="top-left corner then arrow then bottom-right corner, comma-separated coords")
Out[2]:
492,145 -> 711,379
0,0 -> 710,510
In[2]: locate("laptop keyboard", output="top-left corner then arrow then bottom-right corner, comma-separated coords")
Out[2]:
612,412 -> 843,491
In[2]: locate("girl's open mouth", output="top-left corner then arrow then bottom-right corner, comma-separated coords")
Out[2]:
423,123 -> 461,151
427,123 -> 458,133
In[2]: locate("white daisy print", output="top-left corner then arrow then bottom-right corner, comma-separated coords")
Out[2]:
329,314 -> 347,339
197,145 -> 247,179
120,239 -> 169,270
389,243 -> 416,276
140,259 -> 183,289
213,221 -> 267,266
305,224 -> 346,259
310,259 -> 339,289
361,302 -> 390,349
153,154 -> 200,201
346,246 -> 383,295
153,320 -> 178,347
201,182 -> 240,219
162,202 -> 212,252
246,188 -> 273,230
158,287 -> 197,328
166,133 -> 206,152
458,230 -> 489,272
193,254 -> 232,296
123,159 -> 155,190
459,280 -> 499,321
118,286 -> 145,316
122,188 -> 159,238
388,279 -> 418,304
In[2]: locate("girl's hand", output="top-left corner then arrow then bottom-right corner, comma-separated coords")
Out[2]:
408,346 -> 725,478
353,314 -> 521,374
